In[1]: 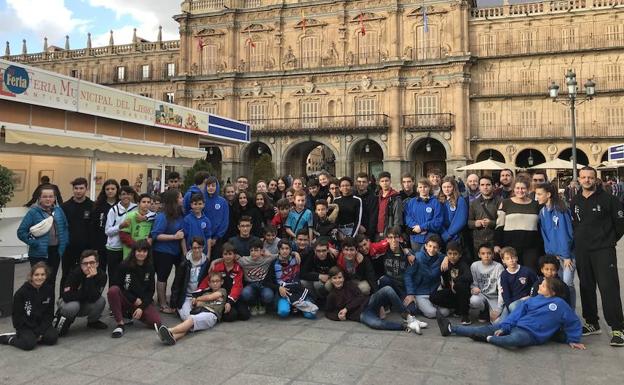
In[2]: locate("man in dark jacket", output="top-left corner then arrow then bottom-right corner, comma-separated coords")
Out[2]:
571,167 -> 624,347
468,176 -> 501,258
61,177 -> 94,288
355,172 -> 378,239
55,250 -> 108,335
375,172 -> 402,241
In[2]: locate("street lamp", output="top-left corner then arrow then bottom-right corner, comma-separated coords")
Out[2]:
548,69 -> 596,181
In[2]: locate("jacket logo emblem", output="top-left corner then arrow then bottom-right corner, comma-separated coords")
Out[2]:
519,277 -> 527,285
24,300 -> 32,316
548,303 -> 557,311
215,204 -> 221,210
426,207 -> 433,213
201,222 -> 207,229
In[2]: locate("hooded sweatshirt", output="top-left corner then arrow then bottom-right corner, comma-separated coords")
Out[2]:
204,182 -> 229,240
539,206 -> 575,259
404,195 -> 443,244
170,251 -> 209,309
499,294 -> 582,344
183,185 -> 204,215
441,198 -> 468,243
12,282 -> 55,334
404,249 -> 445,296
105,201 -> 137,250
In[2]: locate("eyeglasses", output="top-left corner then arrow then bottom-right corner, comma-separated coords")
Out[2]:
81,261 -> 97,266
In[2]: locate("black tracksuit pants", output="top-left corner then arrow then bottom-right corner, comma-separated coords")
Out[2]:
576,247 -> 624,330
11,327 -> 57,351
429,285 -> 471,316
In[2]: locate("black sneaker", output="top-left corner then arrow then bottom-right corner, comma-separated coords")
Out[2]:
460,315 -> 472,325
582,322 -> 601,336
87,320 -> 108,330
436,313 -> 452,337
111,325 -> 125,338
158,325 -> 176,346
469,334 -> 488,343
0,332 -> 16,345
610,330 -> 624,347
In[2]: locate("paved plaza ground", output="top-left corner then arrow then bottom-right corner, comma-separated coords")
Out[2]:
1,243 -> 623,385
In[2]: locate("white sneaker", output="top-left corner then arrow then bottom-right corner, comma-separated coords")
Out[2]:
418,320 -> 428,329
406,315 -> 428,329
407,319 -> 422,335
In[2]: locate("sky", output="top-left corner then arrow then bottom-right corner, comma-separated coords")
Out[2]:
0,0 -> 532,55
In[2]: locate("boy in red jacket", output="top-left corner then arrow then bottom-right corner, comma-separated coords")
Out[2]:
208,243 -> 250,322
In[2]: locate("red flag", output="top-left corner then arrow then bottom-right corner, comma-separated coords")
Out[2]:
301,9 -> 306,33
246,29 -> 256,48
359,13 -> 366,36
197,37 -> 205,50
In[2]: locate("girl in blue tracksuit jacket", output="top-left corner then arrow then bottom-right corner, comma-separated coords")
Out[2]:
535,183 -> 576,307
404,179 -> 443,251
438,177 -> 468,244
439,277 -> 584,350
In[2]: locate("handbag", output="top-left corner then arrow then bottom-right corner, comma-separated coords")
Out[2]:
29,215 -> 53,238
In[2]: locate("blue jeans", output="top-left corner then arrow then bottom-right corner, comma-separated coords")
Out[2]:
452,324 -> 537,348
359,286 -> 407,331
241,282 -> 274,305
559,260 -> 577,308
494,298 -> 523,324
377,275 -> 417,315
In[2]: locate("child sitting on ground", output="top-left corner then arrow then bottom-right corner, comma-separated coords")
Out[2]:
470,243 -> 505,323
263,239 -> 318,319
498,246 -> 537,321
262,225 -> 280,257
0,263 -> 57,350
404,234 -> 446,319
430,241 -> 472,325
437,277 -> 585,350
301,239 -> 337,303
325,267 -> 423,334
158,271 -> 227,345
210,243 -> 249,322
530,255 -> 571,305
239,239 -> 277,316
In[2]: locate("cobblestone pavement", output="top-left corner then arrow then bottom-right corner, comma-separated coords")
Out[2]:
1,242 -> 623,385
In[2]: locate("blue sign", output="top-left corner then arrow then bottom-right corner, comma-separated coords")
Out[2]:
3,65 -> 29,94
609,144 -> 624,161
208,114 -> 250,143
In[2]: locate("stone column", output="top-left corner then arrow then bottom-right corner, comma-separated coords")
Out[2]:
384,83 -> 406,189
447,77 -> 470,176
226,25 -> 237,72
388,9 -> 401,60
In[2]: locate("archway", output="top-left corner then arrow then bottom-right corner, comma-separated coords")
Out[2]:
283,141 -> 336,177
515,148 -> 546,168
243,142 -> 273,181
350,139 -> 384,179
558,148 -> 589,166
410,138 -> 447,178
205,145 -> 223,178
601,151 -> 609,163
476,149 -> 505,163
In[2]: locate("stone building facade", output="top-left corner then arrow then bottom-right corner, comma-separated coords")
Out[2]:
6,0 -> 624,181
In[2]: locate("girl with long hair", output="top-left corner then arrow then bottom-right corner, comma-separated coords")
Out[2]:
92,179 -> 120,276
438,177 -> 468,245
150,189 -> 185,313
231,190 -> 264,238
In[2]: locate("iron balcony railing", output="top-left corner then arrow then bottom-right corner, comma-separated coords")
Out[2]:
402,113 -> 455,131
471,76 -> 624,97
248,114 -> 389,135
472,33 -> 624,58
472,123 -> 619,140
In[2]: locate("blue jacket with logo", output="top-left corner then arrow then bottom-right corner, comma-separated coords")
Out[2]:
183,212 -> 213,254
404,249 -> 445,296
539,206 -> 574,259
204,182 -> 229,239
404,196 -> 443,244
441,198 -> 468,243
17,204 -> 69,258
499,294 -> 582,344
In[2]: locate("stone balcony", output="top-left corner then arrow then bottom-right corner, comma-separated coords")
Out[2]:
470,0 -> 624,20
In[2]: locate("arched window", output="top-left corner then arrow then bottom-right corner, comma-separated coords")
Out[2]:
415,25 -> 439,60
301,36 -> 321,68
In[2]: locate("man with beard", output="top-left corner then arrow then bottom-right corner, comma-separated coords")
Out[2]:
495,169 -> 514,199
468,176 -> 501,259
355,172 -> 378,239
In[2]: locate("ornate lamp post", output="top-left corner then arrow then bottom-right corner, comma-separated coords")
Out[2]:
548,69 -> 596,181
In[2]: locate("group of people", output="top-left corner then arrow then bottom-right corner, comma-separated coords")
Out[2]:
2,165 -> 623,351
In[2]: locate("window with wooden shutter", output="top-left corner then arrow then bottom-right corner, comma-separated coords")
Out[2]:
300,100 -> 320,128
356,97 -> 377,127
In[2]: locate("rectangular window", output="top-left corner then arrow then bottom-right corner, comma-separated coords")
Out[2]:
356,98 -> 377,126
201,104 -> 218,115
607,107 -> 624,126
164,92 -> 175,103
520,110 -> 537,129
248,41 -> 266,71
202,44 -> 218,74
416,25 -> 439,60
358,31 -> 378,64
243,0 -> 261,7
480,111 -> 497,130
301,36 -> 320,68
479,33 -> 496,56
70,69 -> 80,78
116,66 -> 125,81
91,73 -> 98,83
167,63 -> 176,77
300,100 -> 320,128
606,24 -> 623,46
416,95 -> 439,127
520,70 -> 536,93
561,28 -> 577,50
141,64 -> 150,80
248,103 -> 267,129
481,72 -> 496,93
519,31 -> 534,54
605,64 -> 622,89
